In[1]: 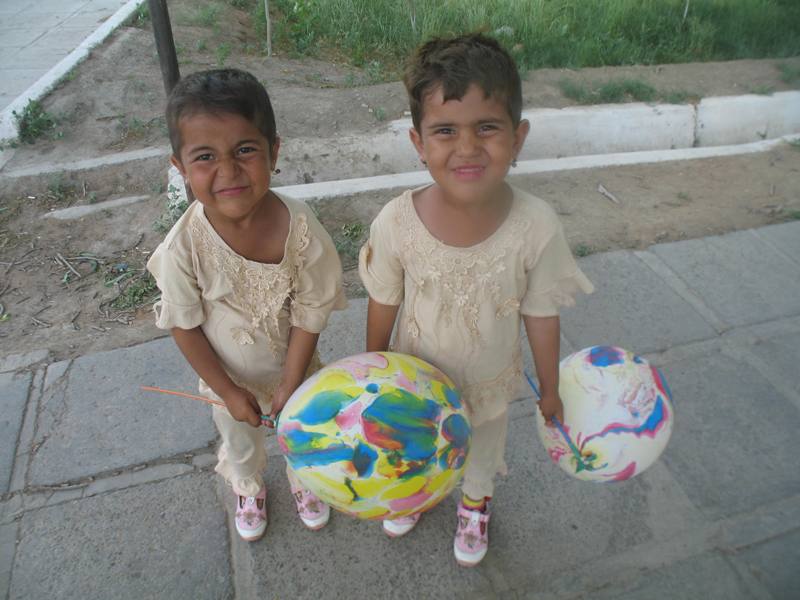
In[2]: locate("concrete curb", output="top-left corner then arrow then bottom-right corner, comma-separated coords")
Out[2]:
0,0 -> 145,144
273,133 -> 800,202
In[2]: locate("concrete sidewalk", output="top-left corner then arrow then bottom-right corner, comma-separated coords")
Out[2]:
1,220 -> 798,599
0,0 -> 131,111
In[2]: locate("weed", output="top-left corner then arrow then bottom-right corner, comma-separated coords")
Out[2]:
373,107 -> 387,121
776,62 -> 800,84
127,3 -> 149,28
574,243 -> 593,258
677,191 -> 691,202
662,90 -> 697,104
46,175 -> 76,202
109,271 -> 159,310
560,78 -> 656,104
788,210 -> 800,220
87,191 -> 99,204
216,42 -> 232,66
788,139 -> 800,150
13,100 -> 60,144
334,222 -> 366,267
195,3 -> 222,27
154,184 -> 189,233
751,84 -> 775,95
196,39 -> 209,52
228,0 -> 252,8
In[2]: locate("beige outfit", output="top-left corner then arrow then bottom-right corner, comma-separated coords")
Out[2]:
147,196 -> 345,496
358,186 -> 593,497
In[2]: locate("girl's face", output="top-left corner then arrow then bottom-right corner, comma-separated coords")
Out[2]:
171,111 -> 280,223
410,83 -> 529,207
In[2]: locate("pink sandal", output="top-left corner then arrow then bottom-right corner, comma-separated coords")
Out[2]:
234,486 -> 267,541
290,481 -> 330,530
453,500 -> 490,566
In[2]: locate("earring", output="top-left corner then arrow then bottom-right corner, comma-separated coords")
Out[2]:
420,158 -> 428,167
273,168 -> 281,175
511,158 -> 518,168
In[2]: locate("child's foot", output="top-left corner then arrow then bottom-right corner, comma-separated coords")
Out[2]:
290,483 -> 330,530
235,486 -> 267,542
453,500 -> 490,566
382,513 -> 421,537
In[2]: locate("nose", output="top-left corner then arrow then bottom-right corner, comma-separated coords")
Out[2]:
218,156 -> 240,179
456,130 -> 479,156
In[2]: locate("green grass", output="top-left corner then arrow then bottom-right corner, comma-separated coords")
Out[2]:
574,243 -> 594,257
266,0 -> 800,75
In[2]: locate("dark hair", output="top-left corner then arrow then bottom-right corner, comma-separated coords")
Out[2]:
403,33 -> 522,130
166,69 -> 277,155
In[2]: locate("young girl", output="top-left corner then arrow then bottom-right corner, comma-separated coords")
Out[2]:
358,35 -> 593,566
147,69 -> 346,542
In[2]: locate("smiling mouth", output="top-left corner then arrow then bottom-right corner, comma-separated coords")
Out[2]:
215,186 -> 249,196
453,166 -> 485,180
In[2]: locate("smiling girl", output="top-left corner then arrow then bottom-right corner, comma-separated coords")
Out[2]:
359,35 -> 594,566
147,69 -> 346,542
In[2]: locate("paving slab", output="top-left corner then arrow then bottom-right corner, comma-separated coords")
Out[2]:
754,221 -> 800,266
0,372 -> 31,494
560,251 -> 718,353
650,229 -> 800,327
317,298 -> 366,363
0,349 -> 49,373
27,337 -> 215,487
9,473 -> 232,600
486,415 -> 707,593
232,465 -> 495,599
658,350 -> 800,520
746,331 -> 800,399
735,528 -> 800,600
559,551 -> 764,600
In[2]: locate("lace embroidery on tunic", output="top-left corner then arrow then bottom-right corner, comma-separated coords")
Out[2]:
395,196 -> 529,344
190,212 -> 310,357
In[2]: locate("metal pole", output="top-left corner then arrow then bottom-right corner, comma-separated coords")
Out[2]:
147,0 -> 180,95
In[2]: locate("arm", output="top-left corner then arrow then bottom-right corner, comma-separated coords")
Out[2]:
268,326 -> 320,424
171,326 -> 263,427
523,315 -> 564,426
366,297 -> 400,352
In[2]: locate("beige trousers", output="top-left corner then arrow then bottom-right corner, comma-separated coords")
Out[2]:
461,411 -> 510,500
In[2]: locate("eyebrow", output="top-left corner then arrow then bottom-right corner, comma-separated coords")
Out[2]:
426,118 -> 505,129
186,139 -> 263,153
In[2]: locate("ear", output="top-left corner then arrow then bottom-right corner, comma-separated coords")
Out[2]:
270,136 -> 281,170
512,119 -> 530,159
170,154 -> 187,178
409,127 -> 425,163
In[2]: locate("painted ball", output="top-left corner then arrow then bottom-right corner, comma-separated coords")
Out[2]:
537,346 -> 674,482
277,352 -> 471,520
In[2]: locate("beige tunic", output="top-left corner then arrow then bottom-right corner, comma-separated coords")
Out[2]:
147,195 -> 346,409
359,186 -> 593,426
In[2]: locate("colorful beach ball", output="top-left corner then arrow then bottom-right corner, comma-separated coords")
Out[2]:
537,346 -> 674,483
277,352 -> 471,520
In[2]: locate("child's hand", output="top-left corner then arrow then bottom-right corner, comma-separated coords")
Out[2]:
538,392 -> 564,427
267,383 -> 295,428
222,386 -> 263,428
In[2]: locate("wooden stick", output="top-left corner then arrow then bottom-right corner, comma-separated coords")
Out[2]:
140,385 -> 226,408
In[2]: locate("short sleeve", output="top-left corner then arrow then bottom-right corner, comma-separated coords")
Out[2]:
146,240 -> 205,330
520,224 -> 594,317
358,206 -> 404,305
289,212 -> 347,334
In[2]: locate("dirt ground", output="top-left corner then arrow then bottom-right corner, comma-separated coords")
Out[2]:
0,0 -> 799,362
